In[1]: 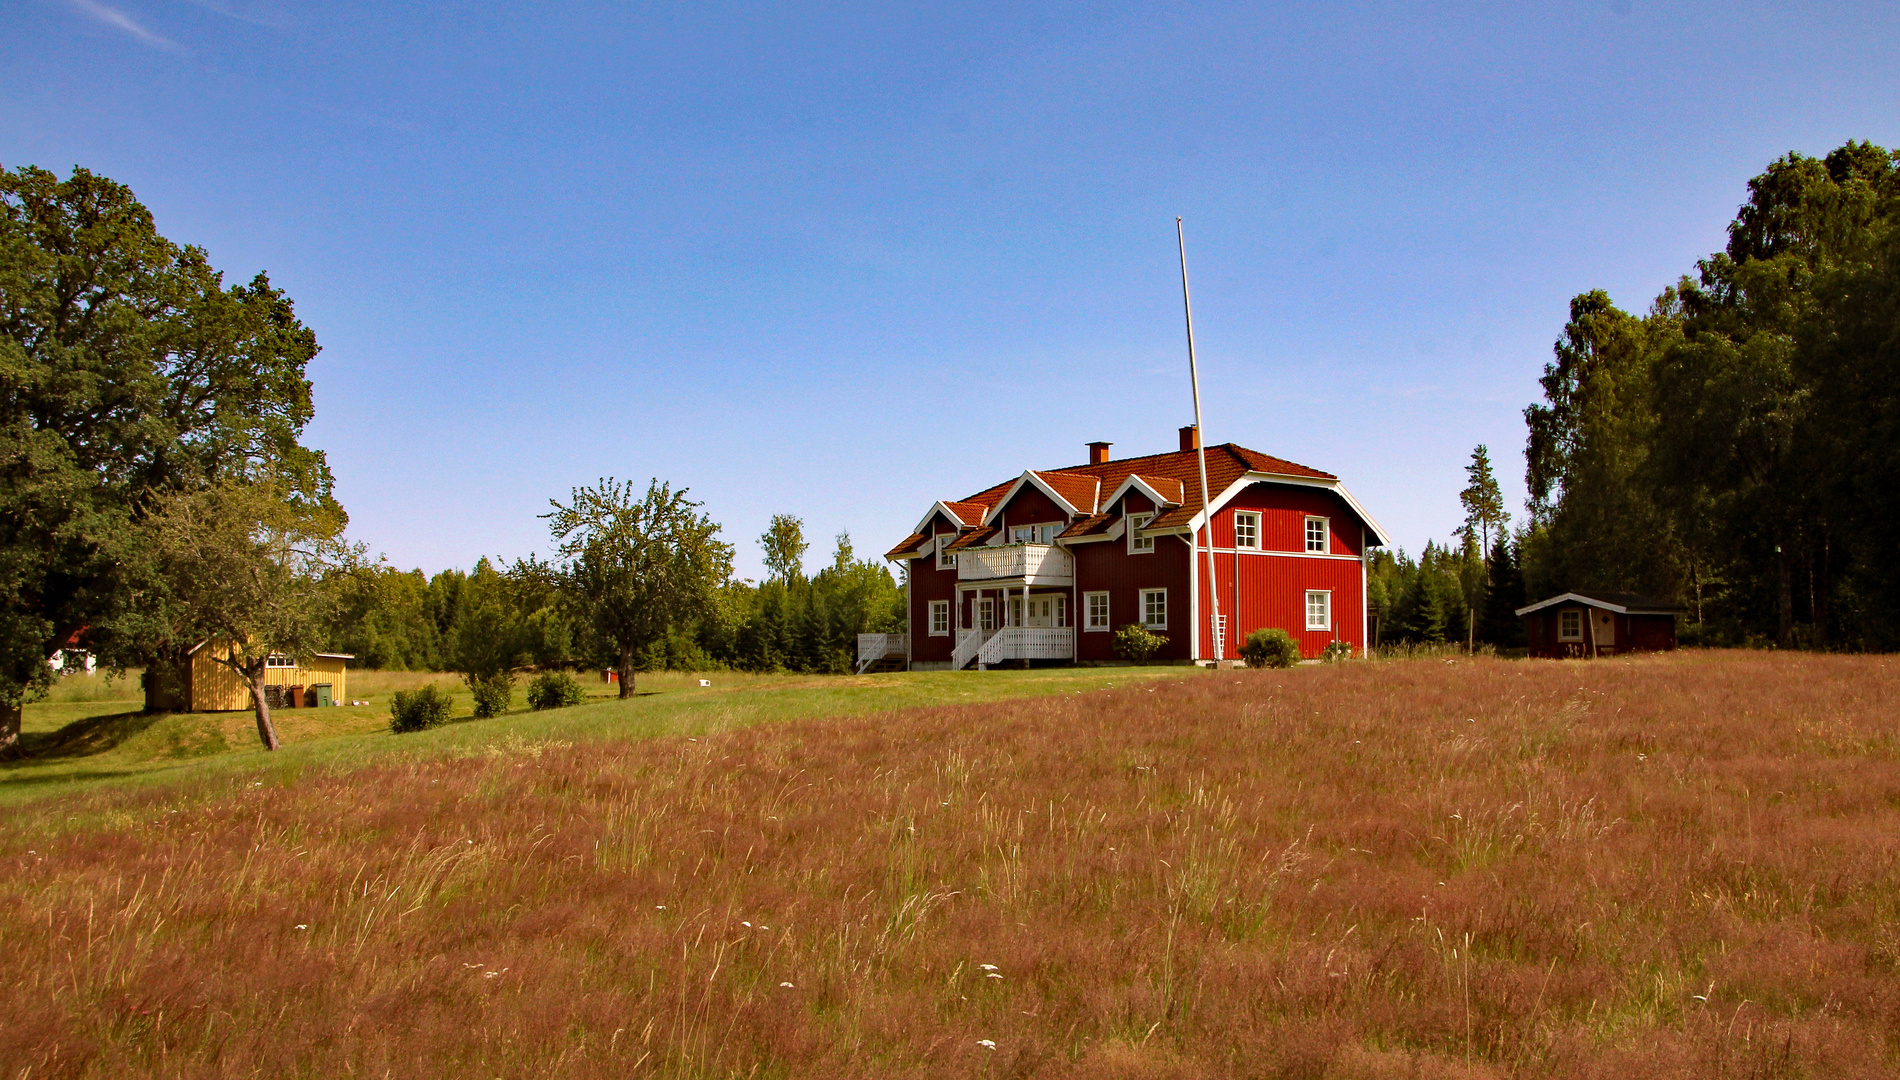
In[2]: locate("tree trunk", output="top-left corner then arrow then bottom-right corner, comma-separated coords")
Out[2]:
617,647 -> 636,699
0,701 -> 20,756
1776,542 -> 1795,648
248,666 -> 281,751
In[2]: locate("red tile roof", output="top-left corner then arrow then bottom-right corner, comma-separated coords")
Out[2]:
1029,471 -> 1103,515
890,443 -> 1341,558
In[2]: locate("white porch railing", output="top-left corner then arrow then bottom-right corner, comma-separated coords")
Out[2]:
954,543 -> 1074,585
854,633 -> 908,674
975,627 -> 1075,666
950,628 -> 992,670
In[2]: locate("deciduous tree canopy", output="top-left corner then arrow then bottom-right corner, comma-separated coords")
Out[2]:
0,165 -> 330,749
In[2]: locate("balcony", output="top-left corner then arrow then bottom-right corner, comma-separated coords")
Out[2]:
954,543 -> 1074,585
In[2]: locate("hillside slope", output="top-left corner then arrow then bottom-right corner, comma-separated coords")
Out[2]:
3,652 -> 1897,1078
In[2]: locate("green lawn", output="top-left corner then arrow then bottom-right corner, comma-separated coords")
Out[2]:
3,665 -> 1196,807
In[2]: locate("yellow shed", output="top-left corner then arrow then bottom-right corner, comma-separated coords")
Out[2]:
165,642 -> 353,712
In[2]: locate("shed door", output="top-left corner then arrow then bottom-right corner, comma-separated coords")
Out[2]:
1595,610 -> 1615,648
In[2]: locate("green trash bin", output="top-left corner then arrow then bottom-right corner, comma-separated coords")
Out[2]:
312,683 -> 333,708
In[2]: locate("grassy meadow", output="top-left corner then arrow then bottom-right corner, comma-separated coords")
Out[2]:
3,665 -> 1191,804
3,651 -> 1898,1077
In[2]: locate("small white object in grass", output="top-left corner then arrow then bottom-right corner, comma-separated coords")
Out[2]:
987,972 -> 1002,979
780,982 -> 794,988
978,1039 -> 997,1050
699,679 -> 711,687
742,921 -> 752,927
979,964 -> 998,971
656,905 -> 665,910
295,924 -> 308,930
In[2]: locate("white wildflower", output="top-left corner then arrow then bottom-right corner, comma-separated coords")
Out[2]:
977,1039 -> 997,1050
780,982 -> 795,988
979,964 -> 998,971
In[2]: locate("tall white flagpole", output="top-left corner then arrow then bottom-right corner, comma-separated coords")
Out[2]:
1177,218 -> 1222,661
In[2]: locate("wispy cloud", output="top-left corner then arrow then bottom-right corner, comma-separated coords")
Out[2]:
63,0 -> 180,51
181,0 -> 288,30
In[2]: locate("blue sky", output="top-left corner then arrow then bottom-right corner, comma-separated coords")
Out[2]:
5,1 -> 1897,580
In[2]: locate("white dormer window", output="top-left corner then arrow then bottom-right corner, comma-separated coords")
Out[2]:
1011,522 -> 1059,544
1128,513 -> 1154,554
1234,511 -> 1260,550
1305,516 -> 1329,553
936,535 -> 956,569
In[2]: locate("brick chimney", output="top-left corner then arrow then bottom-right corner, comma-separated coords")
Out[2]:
1178,425 -> 1200,452
1087,441 -> 1112,465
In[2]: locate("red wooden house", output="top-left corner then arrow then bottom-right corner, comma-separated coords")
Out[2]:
860,427 -> 1389,671
1516,591 -> 1680,658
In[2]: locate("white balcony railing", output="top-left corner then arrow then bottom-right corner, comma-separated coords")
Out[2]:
954,543 -> 1074,584
855,633 -> 909,673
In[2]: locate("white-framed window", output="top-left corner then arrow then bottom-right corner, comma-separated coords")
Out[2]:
1140,588 -> 1167,629
1011,522 -> 1060,544
266,654 -> 296,668
1084,591 -> 1110,631
1128,512 -> 1154,553
1559,609 -> 1582,641
977,598 -> 996,632
1305,590 -> 1331,631
928,600 -> 949,636
1234,511 -> 1260,550
1305,516 -> 1329,553
936,535 -> 957,569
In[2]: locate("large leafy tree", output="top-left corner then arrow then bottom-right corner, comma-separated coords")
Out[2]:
1653,142 -> 1899,645
0,165 -> 328,749
545,479 -> 732,697
1520,290 -> 1683,602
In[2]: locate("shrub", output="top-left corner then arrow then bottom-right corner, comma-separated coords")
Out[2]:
526,671 -> 586,711
1113,623 -> 1168,663
1321,640 -> 1355,663
1241,627 -> 1302,669
389,685 -> 453,733
469,672 -> 514,719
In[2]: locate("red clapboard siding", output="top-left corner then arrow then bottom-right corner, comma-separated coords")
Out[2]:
1210,485 -> 1363,558
994,485 -> 1071,531
909,527 -> 960,662
1201,549 -> 1364,660
1074,533 -> 1192,662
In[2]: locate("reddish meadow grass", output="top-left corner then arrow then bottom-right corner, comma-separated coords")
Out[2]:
3,651 -> 1898,1078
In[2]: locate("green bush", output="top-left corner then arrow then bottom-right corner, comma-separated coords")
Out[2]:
1113,623 -> 1168,663
469,671 -> 514,718
389,684 -> 453,733
1241,627 -> 1302,669
1322,640 -> 1355,663
526,670 -> 586,711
